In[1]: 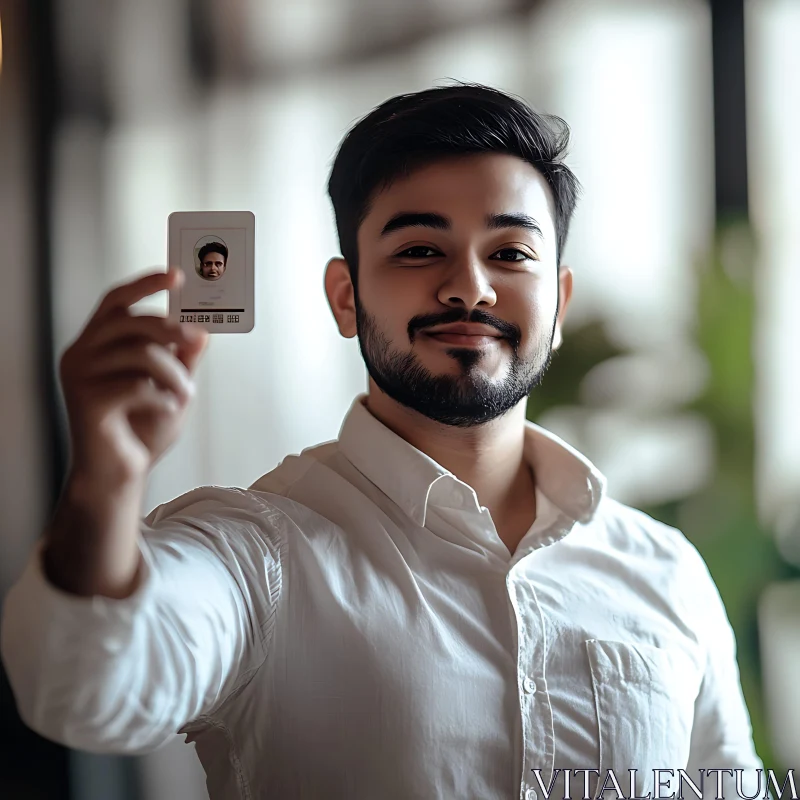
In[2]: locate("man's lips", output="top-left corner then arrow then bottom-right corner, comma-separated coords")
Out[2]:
421,321 -> 507,346
423,332 -> 504,346
425,323 -> 503,337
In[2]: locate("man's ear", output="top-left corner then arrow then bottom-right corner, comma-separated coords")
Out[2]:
551,265 -> 573,351
324,257 -> 358,338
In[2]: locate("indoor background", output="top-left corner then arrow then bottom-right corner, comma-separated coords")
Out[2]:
1,0 -> 798,798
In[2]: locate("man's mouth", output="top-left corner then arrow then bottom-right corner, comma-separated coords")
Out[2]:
424,332 -> 503,346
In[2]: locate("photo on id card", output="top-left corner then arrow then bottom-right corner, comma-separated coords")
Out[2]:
167,210 -> 255,333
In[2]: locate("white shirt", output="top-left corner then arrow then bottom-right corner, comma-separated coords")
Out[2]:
1,393 -> 765,800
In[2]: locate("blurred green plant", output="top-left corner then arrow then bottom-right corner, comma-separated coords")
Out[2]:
527,217 -> 799,770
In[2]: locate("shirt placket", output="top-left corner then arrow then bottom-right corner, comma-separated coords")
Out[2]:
507,565 -> 555,800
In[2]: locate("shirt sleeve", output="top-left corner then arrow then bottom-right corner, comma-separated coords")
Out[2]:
683,542 -> 767,799
0,486 -> 284,755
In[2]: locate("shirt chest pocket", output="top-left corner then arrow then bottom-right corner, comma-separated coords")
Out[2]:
586,639 -> 699,799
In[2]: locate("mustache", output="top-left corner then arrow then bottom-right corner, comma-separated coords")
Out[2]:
408,309 -> 520,343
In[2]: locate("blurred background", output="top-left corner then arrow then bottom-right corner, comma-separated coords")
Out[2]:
1,0 -> 799,797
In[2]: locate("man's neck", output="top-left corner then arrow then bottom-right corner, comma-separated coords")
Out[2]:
364,383 -> 534,519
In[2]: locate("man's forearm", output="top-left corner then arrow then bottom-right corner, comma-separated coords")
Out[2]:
42,471 -> 146,599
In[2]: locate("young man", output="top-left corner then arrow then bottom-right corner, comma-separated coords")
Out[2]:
1,84 -> 764,800
198,241 -> 228,280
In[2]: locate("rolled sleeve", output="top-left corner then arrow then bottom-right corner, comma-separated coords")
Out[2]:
0,486 -> 284,755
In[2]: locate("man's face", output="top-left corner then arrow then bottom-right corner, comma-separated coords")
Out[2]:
200,252 -> 226,280
330,152 -> 571,428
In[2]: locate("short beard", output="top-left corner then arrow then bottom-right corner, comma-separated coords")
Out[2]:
354,294 -> 555,428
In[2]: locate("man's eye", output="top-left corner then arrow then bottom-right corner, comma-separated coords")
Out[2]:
492,248 -> 533,262
395,246 -> 439,258
395,246 -> 534,262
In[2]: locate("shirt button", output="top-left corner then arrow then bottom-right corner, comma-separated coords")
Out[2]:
525,788 -> 537,800
523,677 -> 537,694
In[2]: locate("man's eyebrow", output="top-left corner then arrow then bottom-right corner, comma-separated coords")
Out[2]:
379,211 -> 544,240
487,212 -> 544,240
379,212 -> 449,238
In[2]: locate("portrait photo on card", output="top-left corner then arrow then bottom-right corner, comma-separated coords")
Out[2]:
179,227 -> 247,311
195,236 -> 229,281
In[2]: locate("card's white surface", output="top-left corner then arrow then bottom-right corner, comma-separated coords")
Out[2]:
167,211 -> 255,333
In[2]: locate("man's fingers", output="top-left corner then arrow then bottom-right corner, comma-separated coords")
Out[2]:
174,328 -> 209,374
68,266 -> 210,382
91,314 -> 206,352
93,267 -> 183,321
84,343 -> 196,405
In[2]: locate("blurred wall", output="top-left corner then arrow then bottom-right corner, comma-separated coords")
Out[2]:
0,0 -> 47,595
746,0 -> 800,769
0,2 -> 72,798
747,0 -> 800,532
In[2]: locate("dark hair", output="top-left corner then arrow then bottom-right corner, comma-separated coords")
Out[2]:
327,81 -> 582,296
198,242 -> 228,264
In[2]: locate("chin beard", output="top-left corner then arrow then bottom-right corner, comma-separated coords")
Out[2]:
355,298 -> 555,428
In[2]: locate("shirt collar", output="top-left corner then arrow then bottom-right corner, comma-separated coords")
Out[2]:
338,393 -> 607,528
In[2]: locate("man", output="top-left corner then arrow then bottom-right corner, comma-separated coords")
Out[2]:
198,241 -> 227,280
1,83 -> 764,800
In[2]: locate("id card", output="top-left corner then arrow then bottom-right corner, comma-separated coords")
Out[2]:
167,211 -> 255,333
